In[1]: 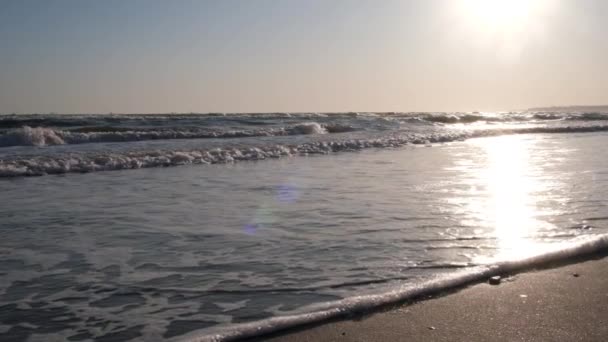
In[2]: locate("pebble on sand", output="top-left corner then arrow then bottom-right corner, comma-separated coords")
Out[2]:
489,276 -> 502,285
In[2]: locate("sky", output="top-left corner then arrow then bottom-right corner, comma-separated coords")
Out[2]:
0,0 -> 606,114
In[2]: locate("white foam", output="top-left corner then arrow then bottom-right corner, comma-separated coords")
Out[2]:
0,126 -> 65,147
3,125 -> 608,177
288,122 -> 327,135
0,122 -> 339,148
178,234 -> 608,342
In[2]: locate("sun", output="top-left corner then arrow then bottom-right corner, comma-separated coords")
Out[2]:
460,0 -> 542,31
451,0 -> 555,60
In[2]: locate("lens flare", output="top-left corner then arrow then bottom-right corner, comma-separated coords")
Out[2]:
276,183 -> 299,203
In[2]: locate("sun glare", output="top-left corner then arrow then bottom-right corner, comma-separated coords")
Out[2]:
471,135 -> 556,260
463,0 -> 534,29
453,0 -> 555,60
457,0 -> 555,34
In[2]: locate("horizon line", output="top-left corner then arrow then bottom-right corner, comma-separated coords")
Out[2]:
2,105 -> 608,116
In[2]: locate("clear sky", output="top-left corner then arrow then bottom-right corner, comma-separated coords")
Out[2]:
0,0 -> 606,113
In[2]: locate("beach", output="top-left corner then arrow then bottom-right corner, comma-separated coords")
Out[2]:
2,1 -> 607,340
265,255 -> 608,342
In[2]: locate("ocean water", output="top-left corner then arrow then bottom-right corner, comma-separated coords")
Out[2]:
1,112 -> 608,341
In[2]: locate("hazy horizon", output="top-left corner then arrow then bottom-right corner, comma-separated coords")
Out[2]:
3,104 -> 608,116
1,0 -> 607,114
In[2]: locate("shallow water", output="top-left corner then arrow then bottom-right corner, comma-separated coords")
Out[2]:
1,125 -> 607,340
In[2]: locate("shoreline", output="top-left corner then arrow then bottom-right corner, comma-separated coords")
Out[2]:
179,235 -> 608,342
261,253 -> 608,342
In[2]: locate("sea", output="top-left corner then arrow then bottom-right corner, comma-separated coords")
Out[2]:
1,111 -> 608,341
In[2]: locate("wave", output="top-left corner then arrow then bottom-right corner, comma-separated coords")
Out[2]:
2,124 -> 608,178
0,123 -> 359,148
410,112 -> 608,124
565,112 -> 608,121
178,233 -> 608,342
3,111 -> 608,148
288,122 -> 327,135
0,126 -> 66,147
2,111 -> 608,130
0,113 -> 330,129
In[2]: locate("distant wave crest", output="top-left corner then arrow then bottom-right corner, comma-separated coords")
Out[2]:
0,122 -> 360,148
0,126 -> 66,147
2,111 -> 608,147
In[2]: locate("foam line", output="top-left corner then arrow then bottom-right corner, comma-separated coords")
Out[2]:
178,234 -> 608,342
1,111 -> 607,129
0,122 -> 354,148
2,125 -> 608,178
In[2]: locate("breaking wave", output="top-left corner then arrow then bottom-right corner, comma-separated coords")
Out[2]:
2,124 -> 608,177
2,111 -> 608,149
0,126 -> 66,147
1,111 -> 607,128
0,122 -> 358,148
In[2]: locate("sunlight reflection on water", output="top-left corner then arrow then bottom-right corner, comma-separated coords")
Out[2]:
457,135 -> 562,261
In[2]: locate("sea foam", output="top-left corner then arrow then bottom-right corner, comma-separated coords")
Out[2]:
0,126 -> 66,147
179,234 -> 608,342
2,124 -> 608,178
0,122 -> 341,148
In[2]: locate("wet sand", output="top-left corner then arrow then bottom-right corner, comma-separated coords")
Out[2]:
263,256 -> 608,342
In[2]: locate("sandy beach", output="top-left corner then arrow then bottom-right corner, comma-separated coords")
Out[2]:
263,255 -> 608,342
